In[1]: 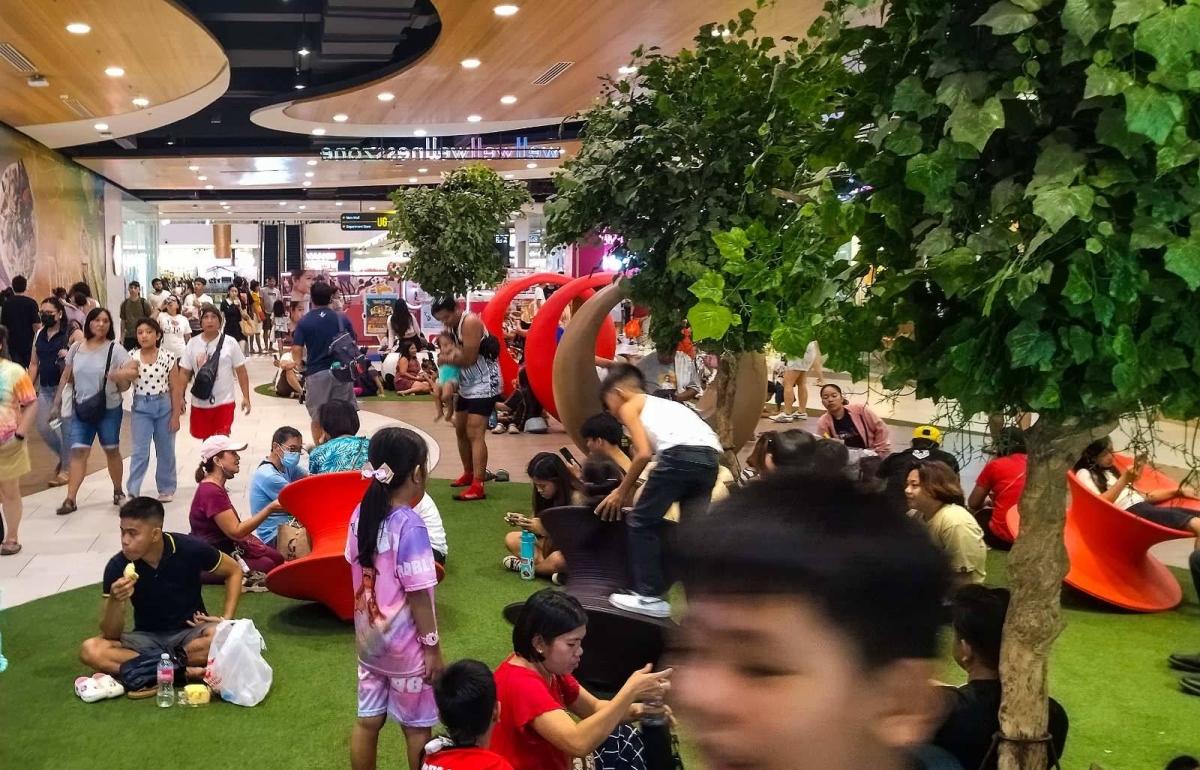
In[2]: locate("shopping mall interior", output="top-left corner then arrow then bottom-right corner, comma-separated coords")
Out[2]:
0,1 -> 1198,769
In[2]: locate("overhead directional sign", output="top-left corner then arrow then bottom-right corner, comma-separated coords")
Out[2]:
341,212 -> 390,231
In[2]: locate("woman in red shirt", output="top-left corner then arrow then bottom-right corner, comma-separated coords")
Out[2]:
967,427 -> 1028,548
490,590 -> 671,770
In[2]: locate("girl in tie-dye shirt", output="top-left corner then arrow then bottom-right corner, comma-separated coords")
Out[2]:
344,427 -> 443,770
0,325 -> 38,555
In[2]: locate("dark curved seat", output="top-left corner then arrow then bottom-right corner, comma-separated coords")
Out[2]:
505,505 -> 672,692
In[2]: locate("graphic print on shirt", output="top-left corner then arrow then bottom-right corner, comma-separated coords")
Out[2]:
355,567 -> 386,626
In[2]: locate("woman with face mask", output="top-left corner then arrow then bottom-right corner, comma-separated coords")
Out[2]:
125,318 -> 182,501
189,435 -> 285,592
248,426 -> 309,548
28,296 -> 79,487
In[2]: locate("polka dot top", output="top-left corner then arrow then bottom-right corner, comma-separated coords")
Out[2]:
133,348 -> 177,396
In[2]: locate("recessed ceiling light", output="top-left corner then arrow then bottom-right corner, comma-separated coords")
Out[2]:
418,168 -> 428,173
132,97 -> 150,107
336,202 -> 343,207
205,184 -> 213,190
299,205 -> 306,209
307,159 -> 318,166
305,171 -> 314,178
311,128 -> 326,136
160,218 -> 171,225
333,113 -> 349,122
294,84 -> 306,90
197,175 -> 207,181
526,162 -> 538,168
66,22 -> 91,34
494,4 -> 519,16
500,95 -> 517,104
220,201 -> 228,206
413,128 -> 427,137
377,92 -> 394,102
204,219 -> 211,226
461,59 -> 481,69
467,115 -> 482,123
279,201 -> 287,206
368,206 -> 376,211
504,174 -> 514,179
93,122 -> 109,131
618,66 -> 638,75
303,181 -> 312,186
409,177 -> 418,183
188,165 -> 200,171
297,47 -> 310,57
105,66 -> 124,77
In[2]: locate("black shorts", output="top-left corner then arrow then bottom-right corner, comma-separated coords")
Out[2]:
1128,502 -> 1198,531
456,395 -> 499,417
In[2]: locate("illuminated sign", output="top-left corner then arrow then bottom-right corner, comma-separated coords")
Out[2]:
340,212 -> 391,231
320,136 -> 562,163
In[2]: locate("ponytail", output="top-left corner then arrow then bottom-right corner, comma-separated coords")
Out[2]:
195,457 -> 216,483
356,427 -> 429,567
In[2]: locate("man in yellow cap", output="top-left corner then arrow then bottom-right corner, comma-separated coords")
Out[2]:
877,425 -> 961,509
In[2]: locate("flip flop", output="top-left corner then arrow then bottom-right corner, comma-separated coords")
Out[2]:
126,686 -> 158,700
0,541 -> 21,556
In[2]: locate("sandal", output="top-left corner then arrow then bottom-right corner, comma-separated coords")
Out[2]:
74,673 -> 124,702
0,540 -> 21,556
48,474 -> 69,487
56,499 -> 77,516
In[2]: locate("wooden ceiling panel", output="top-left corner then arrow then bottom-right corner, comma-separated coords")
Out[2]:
0,0 -> 226,127
280,0 -> 823,129
76,141 -> 579,190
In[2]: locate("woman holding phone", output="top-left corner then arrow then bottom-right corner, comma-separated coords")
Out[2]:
502,453 -> 584,582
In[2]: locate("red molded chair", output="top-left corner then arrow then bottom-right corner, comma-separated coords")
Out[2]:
1007,456 -> 1195,612
265,472 -> 447,621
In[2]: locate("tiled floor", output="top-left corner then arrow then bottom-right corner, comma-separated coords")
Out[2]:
0,358 -> 1193,609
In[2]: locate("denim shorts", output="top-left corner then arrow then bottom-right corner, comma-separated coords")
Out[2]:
71,405 -> 123,449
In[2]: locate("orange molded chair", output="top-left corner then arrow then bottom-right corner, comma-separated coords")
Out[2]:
1007,457 -> 1194,612
265,472 -> 447,621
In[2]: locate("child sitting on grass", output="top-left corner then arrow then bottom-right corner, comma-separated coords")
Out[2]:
420,659 -> 513,770
347,427 -> 444,770
432,331 -> 460,423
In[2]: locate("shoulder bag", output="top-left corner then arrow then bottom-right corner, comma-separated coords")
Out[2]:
190,333 -> 226,403
74,342 -> 116,426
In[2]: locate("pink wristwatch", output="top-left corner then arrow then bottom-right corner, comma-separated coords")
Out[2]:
418,632 -> 440,647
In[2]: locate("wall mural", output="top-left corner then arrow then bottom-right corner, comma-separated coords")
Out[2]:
0,122 -> 108,306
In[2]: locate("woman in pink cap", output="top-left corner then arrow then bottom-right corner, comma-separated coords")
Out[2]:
188,434 -> 284,591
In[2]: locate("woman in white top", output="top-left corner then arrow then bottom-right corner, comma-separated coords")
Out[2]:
156,295 -> 190,360
126,318 -> 181,502
1074,437 -> 1200,543
771,341 -> 825,423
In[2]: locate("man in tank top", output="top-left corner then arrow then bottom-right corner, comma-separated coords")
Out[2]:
597,364 -> 721,618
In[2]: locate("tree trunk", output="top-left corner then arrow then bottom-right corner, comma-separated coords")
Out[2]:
712,353 -> 741,472
997,416 -> 1114,770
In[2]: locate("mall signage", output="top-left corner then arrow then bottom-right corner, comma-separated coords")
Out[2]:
341,212 -> 390,231
319,136 -> 562,162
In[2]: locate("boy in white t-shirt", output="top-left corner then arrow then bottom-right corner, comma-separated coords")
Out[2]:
173,305 -> 251,439
596,363 -> 721,618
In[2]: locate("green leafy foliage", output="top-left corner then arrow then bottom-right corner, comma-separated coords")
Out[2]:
544,6 -> 849,354
388,164 -> 531,299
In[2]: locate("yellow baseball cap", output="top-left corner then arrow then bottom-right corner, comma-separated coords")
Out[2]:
913,425 -> 942,443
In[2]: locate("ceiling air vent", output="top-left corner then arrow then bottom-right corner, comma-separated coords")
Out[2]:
532,61 -> 572,85
62,98 -> 95,119
0,43 -> 38,74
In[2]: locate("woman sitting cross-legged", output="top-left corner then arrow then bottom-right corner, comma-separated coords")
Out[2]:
1075,437 -> 1200,547
502,452 -> 585,583
308,399 -> 370,473
814,383 -> 891,457
491,589 -> 673,770
189,435 -> 285,591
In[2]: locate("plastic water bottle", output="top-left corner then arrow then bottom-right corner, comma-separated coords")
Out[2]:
519,530 -> 536,580
157,653 -> 175,708
641,696 -> 667,727
488,410 -> 499,430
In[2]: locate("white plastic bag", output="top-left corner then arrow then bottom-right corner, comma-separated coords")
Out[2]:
204,619 -> 273,707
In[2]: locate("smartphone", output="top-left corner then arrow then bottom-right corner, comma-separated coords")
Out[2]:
559,447 -> 580,467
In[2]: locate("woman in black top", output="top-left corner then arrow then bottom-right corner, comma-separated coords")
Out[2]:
220,284 -> 249,354
28,296 -> 80,486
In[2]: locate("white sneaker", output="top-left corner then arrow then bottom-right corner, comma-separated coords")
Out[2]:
609,592 -> 671,619
793,413 -> 807,421
769,412 -> 794,423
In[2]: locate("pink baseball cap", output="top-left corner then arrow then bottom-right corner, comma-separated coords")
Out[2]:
199,435 -> 248,461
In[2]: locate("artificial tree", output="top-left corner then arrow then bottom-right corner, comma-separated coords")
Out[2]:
760,0 -> 1200,767
545,2 -> 856,462
388,163 -> 531,299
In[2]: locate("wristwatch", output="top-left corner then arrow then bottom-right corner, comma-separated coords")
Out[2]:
417,632 -> 439,647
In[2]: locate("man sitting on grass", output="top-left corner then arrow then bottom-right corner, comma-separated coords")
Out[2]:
79,497 -> 243,690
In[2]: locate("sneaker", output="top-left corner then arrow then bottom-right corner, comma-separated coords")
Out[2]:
492,424 -> 507,435
551,572 -> 568,586
793,413 -> 807,421
157,493 -> 174,503
769,412 -> 794,423
450,471 -> 473,488
1182,676 -> 1200,697
502,556 -> 520,572
1169,652 -> 1200,673
508,424 -> 521,434
454,482 -> 486,501
242,571 -> 269,593
609,592 -> 671,619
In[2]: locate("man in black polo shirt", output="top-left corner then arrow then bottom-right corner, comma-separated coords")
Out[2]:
79,497 -> 244,684
877,425 -> 961,509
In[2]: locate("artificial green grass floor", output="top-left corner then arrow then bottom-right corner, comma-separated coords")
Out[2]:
254,381 -> 433,402
2,479 -> 1199,770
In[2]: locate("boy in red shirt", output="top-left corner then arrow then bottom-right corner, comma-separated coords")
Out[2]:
422,660 -> 513,770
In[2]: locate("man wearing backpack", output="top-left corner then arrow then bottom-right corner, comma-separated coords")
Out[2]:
119,282 -> 153,352
291,280 -> 357,443
174,305 -> 251,439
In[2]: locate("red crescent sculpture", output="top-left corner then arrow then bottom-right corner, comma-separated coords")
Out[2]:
481,272 -> 573,397
525,273 -> 618,420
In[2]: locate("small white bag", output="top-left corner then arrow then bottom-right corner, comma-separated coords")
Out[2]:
204,619 -> 273,707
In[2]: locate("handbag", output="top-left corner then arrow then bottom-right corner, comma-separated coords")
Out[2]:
73,342 -> 115,426
190,333 -> 226,403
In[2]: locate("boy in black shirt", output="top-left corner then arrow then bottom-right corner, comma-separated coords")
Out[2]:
79,497 -> 243,684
